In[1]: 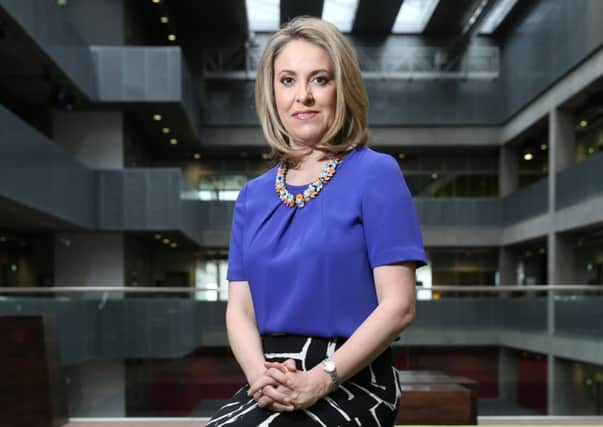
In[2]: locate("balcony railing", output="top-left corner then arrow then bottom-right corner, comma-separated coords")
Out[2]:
1,285 -> 602,420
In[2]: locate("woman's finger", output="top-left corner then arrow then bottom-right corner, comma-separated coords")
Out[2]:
264,361 -> 288,373
265,367 -> 289,384
248,375 -> 278,396
268,401 -> 295,412
283,359 -> 297,371
261,384 -> 291,404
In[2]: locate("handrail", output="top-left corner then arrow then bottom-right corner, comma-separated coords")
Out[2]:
0,285 -> 601,294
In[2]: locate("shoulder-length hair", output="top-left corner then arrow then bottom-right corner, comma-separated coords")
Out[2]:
255,16 -> 368,166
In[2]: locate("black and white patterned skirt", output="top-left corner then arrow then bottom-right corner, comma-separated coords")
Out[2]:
206,334 -> 400,426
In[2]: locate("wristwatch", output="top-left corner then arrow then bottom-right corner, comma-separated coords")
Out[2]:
322,359 -> 339,390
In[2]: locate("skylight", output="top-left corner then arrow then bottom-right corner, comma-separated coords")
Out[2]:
392,0 -> 440,33
479,0 -> 519,34
246,0 -> 280,32
322,0 -> 360,33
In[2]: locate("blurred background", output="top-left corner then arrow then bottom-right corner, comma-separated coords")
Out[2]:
0,0 -> 602,424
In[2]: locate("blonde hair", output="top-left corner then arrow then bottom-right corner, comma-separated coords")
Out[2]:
255,16 -> 368,166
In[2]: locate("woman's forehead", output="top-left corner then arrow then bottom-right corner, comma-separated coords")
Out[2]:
274,40 -> 333,72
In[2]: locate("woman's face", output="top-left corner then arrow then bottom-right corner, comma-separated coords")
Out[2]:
273,39 -> 337,149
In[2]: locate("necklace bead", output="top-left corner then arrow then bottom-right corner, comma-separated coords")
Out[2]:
274,157 -> 342,208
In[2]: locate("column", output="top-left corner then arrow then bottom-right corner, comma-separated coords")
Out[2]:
499,144 -> 519,197
546,107 -> 576,414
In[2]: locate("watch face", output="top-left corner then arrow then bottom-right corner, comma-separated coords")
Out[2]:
324,360 -> 336,373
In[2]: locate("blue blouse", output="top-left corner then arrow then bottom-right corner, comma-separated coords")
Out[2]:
227,146 -> 427,338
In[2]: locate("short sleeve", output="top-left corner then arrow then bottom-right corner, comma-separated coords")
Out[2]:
226,184 -> 248,281
361,154 -> 427,269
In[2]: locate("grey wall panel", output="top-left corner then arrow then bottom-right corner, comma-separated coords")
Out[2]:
98,168 -> 182,231
0,0 -> 96,98
415,198 -> 501,226
91,47 -> 184,102
98,171 -> 125,229
502,178 -> 548,225
556,152 -> 603,209
123,170 -> 148,229
0,105 -> 96,229
500,0 -> 603,121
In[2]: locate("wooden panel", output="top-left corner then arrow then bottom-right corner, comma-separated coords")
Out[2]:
0,315 -> 68,427
396,383 -> 472,425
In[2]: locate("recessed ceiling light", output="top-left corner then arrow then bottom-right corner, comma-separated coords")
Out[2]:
193,153 -> 201,159
246,0 -> 280,32
431,172 -> 438,179
152,0 -> 160,4
322,0 -> 360,33
154,233 -> 162,239
170,243 -> 178,248
523,153 -> 533,161
398,153 -> 406,159
153,114 -> 162,121
168,34 -> 176,42
393,0 -> 439,33
162,238 -> 170,244
160,16 -> 169,24
170,138 -> 178,145
540,143 -> 547,151
162,127 -> 170,134
579,120 -> 588,128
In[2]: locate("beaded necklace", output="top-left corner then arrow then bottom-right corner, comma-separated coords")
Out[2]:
274,157 -> 342,208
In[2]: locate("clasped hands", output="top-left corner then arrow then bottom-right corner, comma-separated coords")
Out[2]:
247,359 -> 331,412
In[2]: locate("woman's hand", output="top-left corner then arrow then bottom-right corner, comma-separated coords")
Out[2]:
248,359 -> 297,411
282,366 -> 332,410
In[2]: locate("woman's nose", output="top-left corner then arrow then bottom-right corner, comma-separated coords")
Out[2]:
295,84 -> 314,104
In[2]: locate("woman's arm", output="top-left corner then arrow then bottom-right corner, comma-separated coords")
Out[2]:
270,261 -> 416,409
226,281 -> 294,410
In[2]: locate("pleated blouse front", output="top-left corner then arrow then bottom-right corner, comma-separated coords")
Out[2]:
226,146 -> 427,338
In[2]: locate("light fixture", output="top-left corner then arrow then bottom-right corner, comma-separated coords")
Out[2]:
540,143 -> 547,151
193,153 -> 201,160
162,127 -> 170,134
579,120 -> 589,128
393,0 -> 440,33
162,238 -> 170,244
170,138 -> 178,145
322,0 -> 360,33
154,233 -> 162,240
431,172 -> 438,179
479,0 -> 519,34
523,153 -> 533,161
246,0 -> 280,32
152,0 -> 160,3
398,153 -> 406,159
153,114 -> 162,121
160,16 -> 169,24
588,147 -> 595,154
170,243 -> 178,248
168,34 -> 176,42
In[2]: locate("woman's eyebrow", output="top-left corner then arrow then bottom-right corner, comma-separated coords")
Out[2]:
277,68 -> 331,75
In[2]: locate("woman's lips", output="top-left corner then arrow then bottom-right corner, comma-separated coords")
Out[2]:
292,111 -> 318,120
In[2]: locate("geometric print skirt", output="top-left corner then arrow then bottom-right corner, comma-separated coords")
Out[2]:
206,334 -> 401,426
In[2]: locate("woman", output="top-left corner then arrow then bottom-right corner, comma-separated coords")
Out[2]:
207,16 -> 426,426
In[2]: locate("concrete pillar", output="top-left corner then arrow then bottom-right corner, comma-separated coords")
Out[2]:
498,348 -> 518,405
545,107 -> 576,415
64,359 -> 126,417
498,246 -> 518,286
52,111 -> 124,169
499,144 -> 519,197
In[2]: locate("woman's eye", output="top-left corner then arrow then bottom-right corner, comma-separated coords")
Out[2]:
280,77 -> 294,85
313,76 -> 329,85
